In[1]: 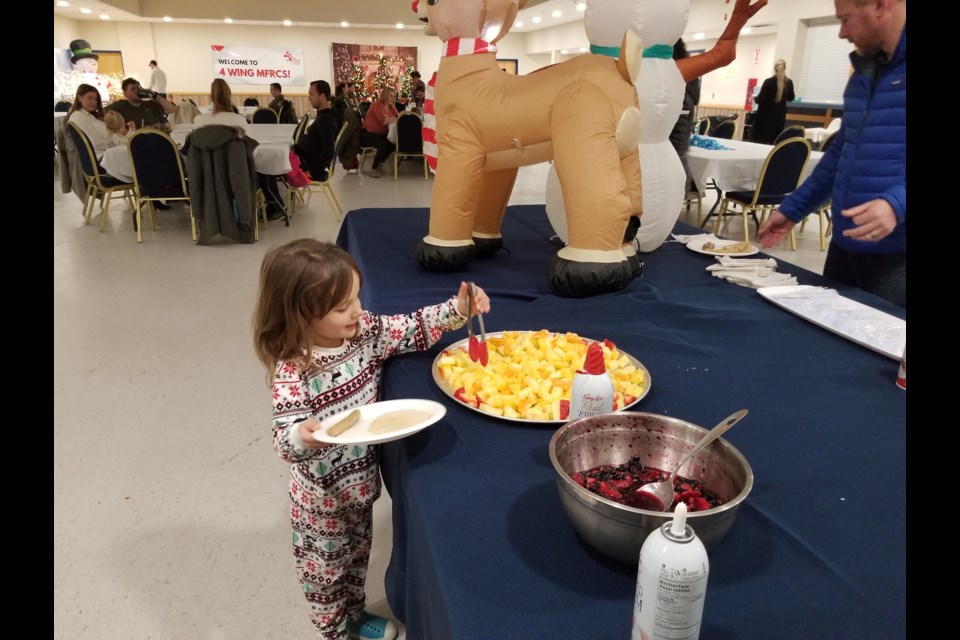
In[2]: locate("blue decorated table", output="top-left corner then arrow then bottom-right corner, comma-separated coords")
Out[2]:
336,205 -> 906,640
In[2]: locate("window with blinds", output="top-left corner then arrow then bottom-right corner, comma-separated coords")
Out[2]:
796,23 -> 854,104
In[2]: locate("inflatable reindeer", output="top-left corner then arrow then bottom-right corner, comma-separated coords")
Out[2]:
414,0 -> 644,297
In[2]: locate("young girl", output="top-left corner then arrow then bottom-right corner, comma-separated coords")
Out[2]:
103,110 -> 133,147
252,239 -> 490,640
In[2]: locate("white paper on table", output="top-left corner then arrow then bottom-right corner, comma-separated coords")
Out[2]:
757,285 -> 905,360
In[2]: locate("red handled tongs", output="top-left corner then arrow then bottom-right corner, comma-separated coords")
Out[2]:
466,282 -> 488,366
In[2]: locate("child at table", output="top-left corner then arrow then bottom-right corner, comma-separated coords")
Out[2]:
103,110 -> 134,147
251,239 -> 490,640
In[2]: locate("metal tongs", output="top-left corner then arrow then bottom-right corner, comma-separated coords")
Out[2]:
466,282 -> 488,366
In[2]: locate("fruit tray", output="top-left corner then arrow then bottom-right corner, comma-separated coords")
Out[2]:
431,330 -> 651,424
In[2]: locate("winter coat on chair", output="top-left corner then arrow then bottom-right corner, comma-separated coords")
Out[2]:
56,117 -> 87,203
183,125 -> 259,245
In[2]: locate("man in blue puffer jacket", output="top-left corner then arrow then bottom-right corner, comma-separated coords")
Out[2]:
758,0 -> 906,308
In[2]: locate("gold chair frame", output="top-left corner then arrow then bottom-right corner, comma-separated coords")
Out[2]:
286,123 -> 347,221
714,137 -> 812,242
67,121 -> 136,233
127,129 -> 198,243
393,112 -> 429,181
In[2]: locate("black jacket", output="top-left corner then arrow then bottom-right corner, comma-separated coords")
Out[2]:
294,108 -> 338,177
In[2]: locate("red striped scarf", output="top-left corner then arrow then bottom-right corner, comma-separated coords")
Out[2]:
422,38 -> 498,174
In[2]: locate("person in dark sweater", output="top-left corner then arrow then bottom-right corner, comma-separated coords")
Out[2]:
294,80 -> 339,182
668,39 -> 701,193
752,59 -> 796,144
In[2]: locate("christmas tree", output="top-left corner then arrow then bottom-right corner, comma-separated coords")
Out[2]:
398,65 -> 414,104
349,58 -> 367,102
374,54 -> 394,99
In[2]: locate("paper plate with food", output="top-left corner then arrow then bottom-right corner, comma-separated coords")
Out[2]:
313,399 -> 446,445
432,330 -> 651,423
686,235 -> 760,257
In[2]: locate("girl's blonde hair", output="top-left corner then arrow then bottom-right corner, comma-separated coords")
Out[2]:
252,239 -> 362,383
103,110 -> 126,134
774,59 -> 787,103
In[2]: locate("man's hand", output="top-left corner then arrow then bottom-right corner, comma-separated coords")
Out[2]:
756,209 -> 796,248
840,198 -> 898,242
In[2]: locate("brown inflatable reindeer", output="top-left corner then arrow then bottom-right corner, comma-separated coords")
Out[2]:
415,0 -> 645,297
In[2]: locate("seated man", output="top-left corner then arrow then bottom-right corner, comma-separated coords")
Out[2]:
107,78 -> 176,128
267,82 -> 298,124
293,80 -> 339,182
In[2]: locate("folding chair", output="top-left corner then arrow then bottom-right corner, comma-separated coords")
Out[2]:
393,112 -> 429,180
287,124 -> 348,221
127,129 -> 197,243
66,121 -> 135,232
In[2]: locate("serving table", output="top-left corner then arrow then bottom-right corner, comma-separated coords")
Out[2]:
336,205 -> 906,640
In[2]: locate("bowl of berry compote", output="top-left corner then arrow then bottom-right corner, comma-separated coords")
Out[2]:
548,411 -> 753,564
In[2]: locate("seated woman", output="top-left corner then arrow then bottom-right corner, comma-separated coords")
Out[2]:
360,87 -> 399,178
67,84 -> 111,159
193,79 -> 249,136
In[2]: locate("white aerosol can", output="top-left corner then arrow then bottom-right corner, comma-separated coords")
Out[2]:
569,341 -> 614,418
631,503 -> 709,640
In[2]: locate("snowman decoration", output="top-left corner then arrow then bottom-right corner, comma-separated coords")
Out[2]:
545,0 -> 766,255
69,39 -> 112,105
545,0 -> 688,259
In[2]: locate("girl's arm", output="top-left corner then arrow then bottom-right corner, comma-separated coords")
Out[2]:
371,282 -> 491,359
271,360 -> 330,463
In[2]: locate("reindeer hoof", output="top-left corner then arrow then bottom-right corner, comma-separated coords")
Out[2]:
548,254 -> 634,298
472,235 -> 503,257
416,239 -> 477,272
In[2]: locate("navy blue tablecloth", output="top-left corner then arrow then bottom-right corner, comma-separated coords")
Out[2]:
336,206 -> 906,640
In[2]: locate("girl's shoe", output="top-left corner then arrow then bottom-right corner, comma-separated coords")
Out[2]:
346,611 -> 398,640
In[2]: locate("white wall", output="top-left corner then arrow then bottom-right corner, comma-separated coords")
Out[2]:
53,17 -> 544,95
54,1 -> 847,103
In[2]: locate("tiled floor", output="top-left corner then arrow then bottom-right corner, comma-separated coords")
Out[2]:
53,160 -> 828,640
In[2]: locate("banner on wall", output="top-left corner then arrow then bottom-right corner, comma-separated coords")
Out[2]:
210,45 -> 305,85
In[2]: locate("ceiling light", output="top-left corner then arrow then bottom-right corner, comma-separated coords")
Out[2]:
56,1 -> 69,6
99,13 -> 109,20
484,26 -> 500,40
576,2 -> 586,11
578,47 -> 588,53
515,21 -> 524,28
80,7 -> 91,14
740,27 -> 752,34
340,21 -> 349,27
163,16 -> 172,22
560,49 -> 568,54
224,18 -> 233,24
283,19 -> 292,26
693,32 -> 705,40
396,23 -> 404,29
532,16 -> 541,23
552,10 -> 562,18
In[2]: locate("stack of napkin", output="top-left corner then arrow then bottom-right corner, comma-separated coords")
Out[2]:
706,256 -> 798,288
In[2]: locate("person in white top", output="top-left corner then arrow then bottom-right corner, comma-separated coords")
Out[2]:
147,60 -> 168,98
193,79 -> 249,136
66,84 -> 111,159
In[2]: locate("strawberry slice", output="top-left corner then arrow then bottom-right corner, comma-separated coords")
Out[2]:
559,399 -> 570,420
597,481 -> 622,501
608,476 -> 634,490
570,472 -> 587,487
603,338 -> 617,351
688,496 -> 713,512
453,387 -> 468,404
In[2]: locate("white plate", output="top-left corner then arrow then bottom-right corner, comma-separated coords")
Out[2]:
686,235 -> 760,257
432,331 -> 651,424
313,399 -> 446,445
757,285 -> 905,360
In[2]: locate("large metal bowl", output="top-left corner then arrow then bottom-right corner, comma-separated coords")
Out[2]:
548,412 -> 753,564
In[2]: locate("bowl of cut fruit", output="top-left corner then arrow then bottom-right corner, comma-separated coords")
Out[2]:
548,411 -> 753,564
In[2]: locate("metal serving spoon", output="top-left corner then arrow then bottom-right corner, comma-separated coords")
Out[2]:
634,409 -> 749,512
